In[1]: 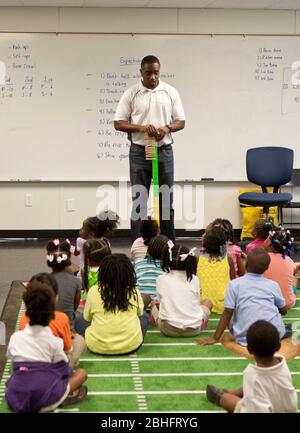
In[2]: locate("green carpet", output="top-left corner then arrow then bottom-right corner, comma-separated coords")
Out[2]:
1,298 -> 300,413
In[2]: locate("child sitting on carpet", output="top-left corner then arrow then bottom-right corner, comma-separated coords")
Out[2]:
197,225 -> 235,314
135,234 -> 169,307
246,219 -> 273,253
19,273 -> 86,369
196,248 -> 289,347
205,219 -> 245,277
74,254 -> 149,355
46,239 -> 81,326
6,281 -> 88,413
131,217 -> 160,263
156,242 -> 212,337
264,226 -> 300,309
206,320 -> 297,413
221,219 -> 245,277
82,238 -> 112,292
76,211 -> 119,275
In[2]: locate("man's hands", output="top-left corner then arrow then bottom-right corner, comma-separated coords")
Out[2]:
141,124 -> 169,142
142,124 -> 158,137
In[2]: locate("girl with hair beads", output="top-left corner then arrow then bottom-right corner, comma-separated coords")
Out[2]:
75,254 -> 148,355
19,273 -> 86,369
82,238 -> 112,292
197,226 -> 235,314
76,211 -> 120,273
156,242 -> 212,337
264,226 -> 300,309
246,219 -> 274,254
46,239 -> 81,325
6,281 -> 87,413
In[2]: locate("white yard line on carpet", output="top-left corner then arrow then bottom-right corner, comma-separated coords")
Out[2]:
80,356 -> 248,362
86,372 -> 300,377
143,343 -> 221,346
84,389 -> 300,396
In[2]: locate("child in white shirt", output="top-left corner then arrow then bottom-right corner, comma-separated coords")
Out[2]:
6,281 -> 88,412
157,242 -> 212,337
206,320 -> 297,413
131,217 -> 159,263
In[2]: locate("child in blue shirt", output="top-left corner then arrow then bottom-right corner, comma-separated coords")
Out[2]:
134,234 -> 169,306
197,248 -> 289,347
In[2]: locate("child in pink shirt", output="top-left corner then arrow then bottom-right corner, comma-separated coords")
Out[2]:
246,219 -> 274,254
264,226 -> 297,309
221,219 -> 245,277
207,219 -> 245,277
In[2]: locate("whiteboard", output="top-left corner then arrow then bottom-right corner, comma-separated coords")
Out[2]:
0,33 -> 300,181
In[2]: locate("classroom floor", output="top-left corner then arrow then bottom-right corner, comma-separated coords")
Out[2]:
1,237 -> 300,413
1,286 -> 300,413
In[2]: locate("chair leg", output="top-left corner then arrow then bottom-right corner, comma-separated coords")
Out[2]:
263,206 -> 270,222
279,206 -> 283,226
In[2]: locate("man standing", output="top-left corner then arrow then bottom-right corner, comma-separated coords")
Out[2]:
114,55 -> 185,242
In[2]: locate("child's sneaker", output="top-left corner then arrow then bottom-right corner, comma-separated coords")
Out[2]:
283,323 -> 292,339
206,385 -> 226,406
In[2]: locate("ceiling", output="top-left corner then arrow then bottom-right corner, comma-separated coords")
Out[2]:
0,0 -> 300,10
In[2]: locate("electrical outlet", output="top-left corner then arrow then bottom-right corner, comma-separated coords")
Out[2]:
25,193 -> 33,207
66,198 -> 75,212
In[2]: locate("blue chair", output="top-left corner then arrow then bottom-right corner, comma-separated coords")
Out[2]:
238,146 -> 294,224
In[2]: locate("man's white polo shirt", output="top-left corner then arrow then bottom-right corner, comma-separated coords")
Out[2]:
114,80 -> 185,147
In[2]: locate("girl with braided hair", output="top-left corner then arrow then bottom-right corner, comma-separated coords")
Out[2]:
264,226 -> 300,309
156,243 -> 212,337
197,225 -> 235,314
75,254 -> 148,355
82,238 -> 112,292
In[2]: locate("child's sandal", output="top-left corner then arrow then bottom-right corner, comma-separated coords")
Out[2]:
60,385 -> 88,406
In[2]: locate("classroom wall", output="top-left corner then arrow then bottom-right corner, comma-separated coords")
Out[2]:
0,6 -> 299,231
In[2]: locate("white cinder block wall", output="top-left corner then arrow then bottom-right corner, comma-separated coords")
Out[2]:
0,7 -> 299,231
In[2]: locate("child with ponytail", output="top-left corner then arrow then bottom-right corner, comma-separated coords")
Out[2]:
46,239 -> 82,325
82,238 -> 112,292
156,242 -> 212,337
